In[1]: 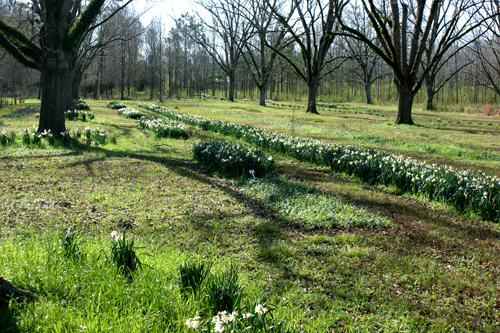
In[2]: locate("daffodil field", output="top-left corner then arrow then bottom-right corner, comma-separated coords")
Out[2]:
138,103 -> 500,223
1,98 -> 500,331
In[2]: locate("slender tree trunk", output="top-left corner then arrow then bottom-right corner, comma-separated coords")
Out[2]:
364,82 -> 372,104
425,77 -> 435,110
211,62 -> 216,97
228,71 -> 235,102
395,83 -> 414,125
72,75 -> 82,100
39,63 -> 73,136
306,79 -> 320,114
258,78 -> 269,106
120,55 -> 125,100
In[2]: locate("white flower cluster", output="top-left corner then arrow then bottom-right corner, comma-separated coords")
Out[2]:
118,108 -> 144,119
138,116 -> 188,139
139,103 -> 500,222
193,140 -> 275,178
185,306 -> 264,332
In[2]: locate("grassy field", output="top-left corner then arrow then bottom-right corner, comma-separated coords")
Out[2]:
1,98 -> 500,332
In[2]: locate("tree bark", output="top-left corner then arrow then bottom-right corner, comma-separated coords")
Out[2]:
395,84 -> 415,125
364,82 -> 372,104
228,71 -> 235,102
72,74 -> 82,100
258,78 -> 269,106
306,79 -> 320,114
425,75 -> 435,110
38,59 -> 73,137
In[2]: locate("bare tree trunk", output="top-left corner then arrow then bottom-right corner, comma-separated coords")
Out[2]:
258,83 -> 267,106
396,84 -> 414,125
228,71 -> 235,101
306,79 -> 319,114
72,75 -> 81,100
120,54 -> 125,100
364,82 -> 372,104
425,77 -> 435,110
39,63 -> 73,136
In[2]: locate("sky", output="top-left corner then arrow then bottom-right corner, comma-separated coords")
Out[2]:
131,0 -> 198,30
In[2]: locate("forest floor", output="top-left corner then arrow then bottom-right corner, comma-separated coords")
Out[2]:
0,98 -> 499,332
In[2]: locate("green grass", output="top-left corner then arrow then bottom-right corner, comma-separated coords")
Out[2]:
1,99 -> 500,331
242,177 -> 391,229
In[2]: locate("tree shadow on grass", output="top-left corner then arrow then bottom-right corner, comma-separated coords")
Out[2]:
0,308 -> 19,333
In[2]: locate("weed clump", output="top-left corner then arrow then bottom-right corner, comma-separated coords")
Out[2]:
179,259 -> 212,297
59,227 -> 84,260
206,265 -> 242,314
109,230 -> 143,280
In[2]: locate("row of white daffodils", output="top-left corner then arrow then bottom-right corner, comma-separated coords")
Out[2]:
118,108 -> 144,119
185,305 -> 271,332
138,116 -> 189,139
138,103 -> 500,222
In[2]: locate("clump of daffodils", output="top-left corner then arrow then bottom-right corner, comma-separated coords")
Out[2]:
185,304 -> 277,332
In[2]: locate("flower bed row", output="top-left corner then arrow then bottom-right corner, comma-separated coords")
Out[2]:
118,108 -> 144,119
192,140 -> 275,178
107,101 -> 127,109
1,127 -> 115,148
138,116 -> 189,139
138,103 -> 500,222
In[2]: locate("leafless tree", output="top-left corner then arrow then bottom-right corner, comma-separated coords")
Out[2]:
342,5 -> 383,104
267,0 -> 347,114
189,0 -> 252,102
472,0 -> 500,101
0,0 -> 132,136
337,0 -> 489,124
239,0 -> 291,106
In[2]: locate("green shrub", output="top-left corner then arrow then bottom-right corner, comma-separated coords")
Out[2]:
107,101 -> 127,109
192,140 -> 276,178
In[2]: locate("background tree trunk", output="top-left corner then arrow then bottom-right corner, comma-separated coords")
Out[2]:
365,82 -> 372,104
258,83 -> 267,106
228,71 -> 235,101
425,77 -> 436,110
306,79 -> 319,114
395,84 -> 415,125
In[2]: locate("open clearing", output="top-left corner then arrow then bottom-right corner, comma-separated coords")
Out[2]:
1,99 -> 500,332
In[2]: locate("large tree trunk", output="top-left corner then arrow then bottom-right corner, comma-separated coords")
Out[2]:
364,82 -> 372,104
38,61 -> 73,137
306,79 -> 320,114
395,83 -> 414,125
